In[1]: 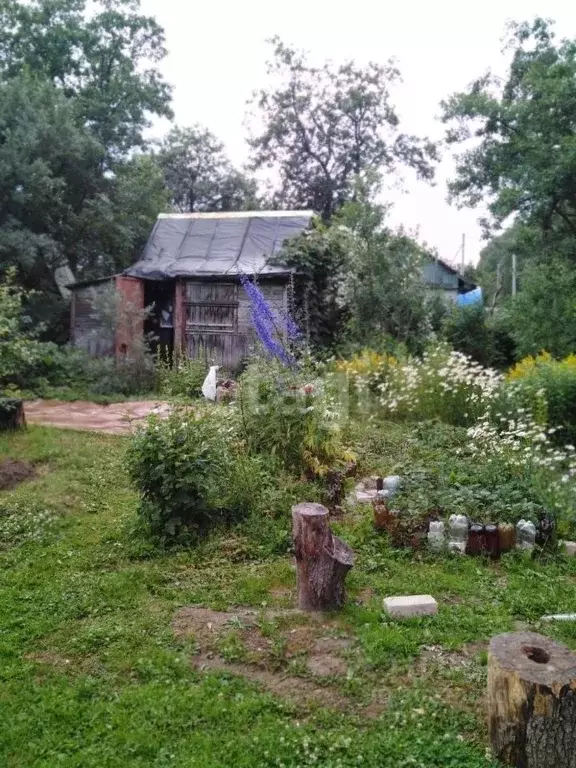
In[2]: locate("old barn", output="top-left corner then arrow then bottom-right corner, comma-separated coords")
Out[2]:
69,211 -> 313,369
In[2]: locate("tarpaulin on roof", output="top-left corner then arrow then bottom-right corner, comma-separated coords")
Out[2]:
124,212 -> 314,280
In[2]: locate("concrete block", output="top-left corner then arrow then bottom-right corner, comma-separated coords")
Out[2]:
563,541 -> 576,557
383,594 -> 438,619
355,489 -> 378,503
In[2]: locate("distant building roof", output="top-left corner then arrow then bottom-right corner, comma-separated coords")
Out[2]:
124,210 -> 315,280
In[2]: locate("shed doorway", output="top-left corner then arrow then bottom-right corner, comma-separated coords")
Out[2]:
144,280 -> 175,366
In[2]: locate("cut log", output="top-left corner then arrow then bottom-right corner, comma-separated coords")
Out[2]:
292,502 -> 354,611
488,631 -> 576,768
0,398 -> 25,431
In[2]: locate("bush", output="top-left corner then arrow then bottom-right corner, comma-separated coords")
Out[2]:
338,344 -> 502,427
238,358 -> 354,478
442,304 -> 516,369
126,406 -> 281,542
126,408 -> 231,540
0,270 -> 46,390
505,352 -> 576,446
158,358 -> 207,400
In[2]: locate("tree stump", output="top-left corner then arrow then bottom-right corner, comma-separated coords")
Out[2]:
292,502 -> 354,611
488,631 -> 576,768
0,398 -> 25,431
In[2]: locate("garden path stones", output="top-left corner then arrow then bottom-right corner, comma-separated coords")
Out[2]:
383,595 -> 438,619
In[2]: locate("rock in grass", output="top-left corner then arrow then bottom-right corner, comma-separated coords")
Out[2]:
383,595 -> 438,619
561,540 -> 576,557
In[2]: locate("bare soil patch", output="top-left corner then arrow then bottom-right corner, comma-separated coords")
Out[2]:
0,458 -> 36,491
172,605 -> 379,714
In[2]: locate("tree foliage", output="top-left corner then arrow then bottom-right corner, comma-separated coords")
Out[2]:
442,18 -> 576,241
249,38 -> 437,220
280,200 -> 440,352
0,0 -> 172,161
335,201 -> 435,350
157,126 -> 259,213
506,259 -> 576,359
0,0 -> 172,337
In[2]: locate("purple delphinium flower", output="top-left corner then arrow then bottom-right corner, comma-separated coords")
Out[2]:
240,274 -> 300,367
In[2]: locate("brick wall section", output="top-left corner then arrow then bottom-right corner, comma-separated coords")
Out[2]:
114,276 -> 144,360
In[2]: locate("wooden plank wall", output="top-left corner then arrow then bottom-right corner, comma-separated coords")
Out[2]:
70,280 -> 115,356
183,278 -> 288,370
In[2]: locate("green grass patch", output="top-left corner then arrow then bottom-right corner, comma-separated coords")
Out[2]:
1,425 -> 575,766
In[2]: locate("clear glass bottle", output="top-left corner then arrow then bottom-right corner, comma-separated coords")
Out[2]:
448,514 -> 468,554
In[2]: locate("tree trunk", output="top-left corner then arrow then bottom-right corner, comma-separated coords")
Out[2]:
0,398 -> 25,431
292,502 -> 354,611
488,631 -> 576,768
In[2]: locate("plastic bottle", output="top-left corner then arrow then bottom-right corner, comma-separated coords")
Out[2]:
448,514 -> 468,554
382,475 -> 402,496
498,523 -> 516,553
484,524 -> 499,559
427,520 -> 445,552
516,520 -> 536,551
467,523 -> 486,555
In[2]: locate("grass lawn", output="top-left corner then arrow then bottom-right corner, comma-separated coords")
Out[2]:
1,425 -> 576,767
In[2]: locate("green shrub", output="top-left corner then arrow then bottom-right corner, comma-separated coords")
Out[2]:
238,358 -> 354,478
10,343 -> 157,400
126,406 -> 281,542
0,269 -> 46,390
126,408 -> 230,540
505,352 -> 576,445
158,358 -> 207,400
443,304 -> 516,369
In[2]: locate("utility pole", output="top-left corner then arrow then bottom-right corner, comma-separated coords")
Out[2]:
490,261 -> 503,316
461,233 -> 466,271
512,253 -> 517,297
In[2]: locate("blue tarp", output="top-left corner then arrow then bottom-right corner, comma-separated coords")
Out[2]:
457,287 -> 483,306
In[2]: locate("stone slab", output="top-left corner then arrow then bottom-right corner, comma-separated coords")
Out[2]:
563,541 -> 576,557
383,595 -> 438,619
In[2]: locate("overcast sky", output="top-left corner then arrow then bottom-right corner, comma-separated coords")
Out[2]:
141,0 -> 576,266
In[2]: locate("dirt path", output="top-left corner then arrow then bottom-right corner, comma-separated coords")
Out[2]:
24,399 -> 172,435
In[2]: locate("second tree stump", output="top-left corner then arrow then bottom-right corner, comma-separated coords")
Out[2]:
292,502 -> 354,611
488,631 -> 576,767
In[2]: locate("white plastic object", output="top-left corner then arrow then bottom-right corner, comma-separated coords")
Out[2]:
382,475 -> 402,494
448,514 -> 468,554
427,520 -> 445,552
516,519 -> 536,550
201,365 -> 219,401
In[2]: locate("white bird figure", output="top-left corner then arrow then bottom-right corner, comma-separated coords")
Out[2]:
201,365 -> 219,401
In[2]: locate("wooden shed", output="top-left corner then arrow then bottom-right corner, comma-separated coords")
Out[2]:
70,211 -> 313,370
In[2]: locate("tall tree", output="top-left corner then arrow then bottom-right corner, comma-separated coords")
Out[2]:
0,0 -> 172,337
0,0 -> 173,162
280,199 -> 438,351
248,38 -> 437,220
442,18 -> 576,244
157,126 -> 259,213
0,75 -> 168,337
